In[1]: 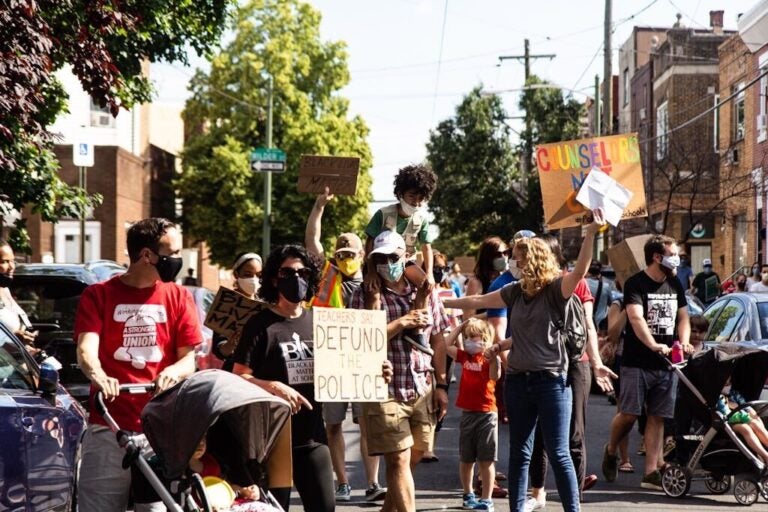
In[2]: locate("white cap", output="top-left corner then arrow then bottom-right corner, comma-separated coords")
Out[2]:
702,258 -> 712,266
368,231 -> 406,258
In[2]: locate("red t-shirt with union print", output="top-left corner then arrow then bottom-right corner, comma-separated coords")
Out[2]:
74,276 -> 201,431
455,349 -> 497,412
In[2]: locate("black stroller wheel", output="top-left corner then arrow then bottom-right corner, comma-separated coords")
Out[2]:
661,464 -> 691,498
759,475 -> 768,502
733,477 -> 759,506
704,474 -> 731,495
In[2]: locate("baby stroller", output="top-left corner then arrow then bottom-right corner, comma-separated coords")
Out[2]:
660,340 -> 768,505
94,369 -> 291,512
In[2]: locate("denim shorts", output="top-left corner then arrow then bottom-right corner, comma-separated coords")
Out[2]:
619,366 -> 678,419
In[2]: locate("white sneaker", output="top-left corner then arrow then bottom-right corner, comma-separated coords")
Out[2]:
524,497 -> 545,512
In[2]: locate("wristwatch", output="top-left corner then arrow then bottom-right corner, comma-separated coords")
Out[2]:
435,383 -> 449,391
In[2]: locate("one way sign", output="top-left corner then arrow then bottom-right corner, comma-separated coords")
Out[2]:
250,147 -> 286,173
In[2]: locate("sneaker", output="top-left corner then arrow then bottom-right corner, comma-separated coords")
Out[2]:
523,497 -> 546,512
640,470 -> 663,491
583,474 -> 598,490
601,444 -> 619,482
335,483 -> 351,502
404,332 -> 434,355
472,498 -> 494,511
462,492 -> 478,509
365,483 -> 386,502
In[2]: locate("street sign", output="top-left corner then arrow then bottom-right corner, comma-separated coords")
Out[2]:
250,147 -> 286,172
73,142 -> 94,167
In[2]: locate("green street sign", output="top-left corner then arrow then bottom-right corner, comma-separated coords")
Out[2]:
250,147 -> 286,172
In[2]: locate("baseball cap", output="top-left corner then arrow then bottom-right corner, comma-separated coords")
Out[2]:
513,230 -> 536,243
334,233 -> 363,256
368,231 -> 406,258
702,258 -> 712,266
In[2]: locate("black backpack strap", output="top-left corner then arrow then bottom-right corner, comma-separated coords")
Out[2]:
593,277 -> 603,324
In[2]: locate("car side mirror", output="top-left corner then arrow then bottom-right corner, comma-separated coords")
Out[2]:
39,362 -> 59,396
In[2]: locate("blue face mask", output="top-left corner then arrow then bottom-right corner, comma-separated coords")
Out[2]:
376,261 -> 404,282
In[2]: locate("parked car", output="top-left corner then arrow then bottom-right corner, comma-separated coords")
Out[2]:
10,263 -> 114,407
0,320 -> 86,511
702,292 -> 768,398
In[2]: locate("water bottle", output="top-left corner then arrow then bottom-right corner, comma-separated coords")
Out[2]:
670,340 -> 684,364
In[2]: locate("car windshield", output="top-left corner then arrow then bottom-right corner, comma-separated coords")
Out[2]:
757,302 -> 768,339
12,280 -> 84,332
0,328 -> 34,390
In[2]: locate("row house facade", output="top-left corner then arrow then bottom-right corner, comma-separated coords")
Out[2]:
622,11 -> 735,277
720,1 -> 768,271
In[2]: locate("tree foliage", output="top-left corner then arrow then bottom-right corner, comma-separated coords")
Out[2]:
176,0 -> 373,267
0,0 -> 231,250
426,87 -> 521,257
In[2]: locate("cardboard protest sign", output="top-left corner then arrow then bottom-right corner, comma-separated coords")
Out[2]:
453,256 -> 476,276
313,307 -> 388,402
298,155 -> 360,195
606,234 -> 653,287
203,287 -> 265,338
535,133 -> 647,229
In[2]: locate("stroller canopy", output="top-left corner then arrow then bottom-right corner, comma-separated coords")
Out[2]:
141,369 -> 291,480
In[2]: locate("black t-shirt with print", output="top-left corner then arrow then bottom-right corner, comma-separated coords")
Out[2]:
233,308 -> 325,448
622,270 -> 688,370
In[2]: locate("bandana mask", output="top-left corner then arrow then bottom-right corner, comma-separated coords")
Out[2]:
336,257 -> 361,277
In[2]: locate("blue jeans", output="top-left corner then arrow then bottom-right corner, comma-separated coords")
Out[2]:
505,371 -> 580,512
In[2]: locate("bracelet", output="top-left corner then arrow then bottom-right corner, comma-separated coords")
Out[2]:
436,383 -> 449,391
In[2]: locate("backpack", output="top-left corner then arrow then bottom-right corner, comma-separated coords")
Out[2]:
507,282 -> 588,363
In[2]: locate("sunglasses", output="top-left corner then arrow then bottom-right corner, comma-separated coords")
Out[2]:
513,230 -> 536,242
374,254 -> 402,264
277,267 -> 312,280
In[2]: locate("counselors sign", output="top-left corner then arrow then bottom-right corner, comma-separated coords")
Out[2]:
535,133 -> 647,229
313,307 -> 388,402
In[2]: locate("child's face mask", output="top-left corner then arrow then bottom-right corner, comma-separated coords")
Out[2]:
464,337 -> 487,355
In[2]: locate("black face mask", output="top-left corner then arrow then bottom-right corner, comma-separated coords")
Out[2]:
433,269 -> 445,284
277,275 -> 309,304
153,254 -> 183,283
0,273 -> 12,288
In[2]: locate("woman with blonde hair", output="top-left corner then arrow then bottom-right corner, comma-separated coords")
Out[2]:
445,209 -> 606,512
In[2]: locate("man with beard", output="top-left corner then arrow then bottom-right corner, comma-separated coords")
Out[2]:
601,235 -> 692,492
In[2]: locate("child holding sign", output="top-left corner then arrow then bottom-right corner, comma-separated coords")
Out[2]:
445,318 -> 501,512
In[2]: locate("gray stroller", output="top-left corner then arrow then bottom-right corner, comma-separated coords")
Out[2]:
95,370 -> 291,512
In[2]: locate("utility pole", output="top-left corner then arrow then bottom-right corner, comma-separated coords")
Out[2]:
262,76 -> 274,258
595,74 -> 601,136
602,0 -> 613,134
498,39 -> 555,194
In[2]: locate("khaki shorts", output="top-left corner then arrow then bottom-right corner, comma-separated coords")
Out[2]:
362,390 -> 436,456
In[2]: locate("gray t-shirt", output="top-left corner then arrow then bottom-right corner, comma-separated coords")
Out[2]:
500,277 -> 568,374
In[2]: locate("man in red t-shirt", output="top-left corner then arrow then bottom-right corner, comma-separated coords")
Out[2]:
74,217 -> 201,512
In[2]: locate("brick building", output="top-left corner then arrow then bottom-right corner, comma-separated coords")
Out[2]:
622,11 -> 735,277
23,66 -> 229,288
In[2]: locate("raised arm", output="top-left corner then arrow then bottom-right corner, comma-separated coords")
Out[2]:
305,187 -> 334,261
444,288 -> 506,312
561,208 -> 605,299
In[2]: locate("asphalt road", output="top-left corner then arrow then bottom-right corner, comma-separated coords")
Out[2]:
292,372 -> 766,511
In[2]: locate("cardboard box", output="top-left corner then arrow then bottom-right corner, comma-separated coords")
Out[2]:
298,155 -> 360,195
606,234 -> 653,287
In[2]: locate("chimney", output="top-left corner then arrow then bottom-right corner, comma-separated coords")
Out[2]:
710,10 -> 724,34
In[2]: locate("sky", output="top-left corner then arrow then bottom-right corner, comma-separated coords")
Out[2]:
152,0 -> 758,205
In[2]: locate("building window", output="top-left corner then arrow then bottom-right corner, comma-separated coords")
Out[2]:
89,97 -> 116,128
714,94 -> 719,153
656,101 -> 669,160
733,82 -> 745,142
623,68 -> 629,106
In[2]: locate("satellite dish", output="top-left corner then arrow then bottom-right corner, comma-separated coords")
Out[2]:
650,35 -> 660,50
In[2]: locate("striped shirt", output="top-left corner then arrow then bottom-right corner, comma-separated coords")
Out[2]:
349,283 -> 450,401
